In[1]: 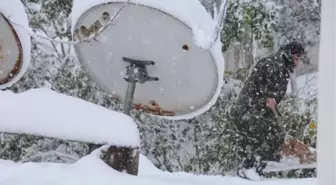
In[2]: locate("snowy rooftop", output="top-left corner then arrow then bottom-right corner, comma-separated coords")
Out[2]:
0,88 -> 140,147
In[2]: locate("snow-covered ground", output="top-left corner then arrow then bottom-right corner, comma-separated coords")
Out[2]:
0,88 -> 317,185
0,146 -> 316,185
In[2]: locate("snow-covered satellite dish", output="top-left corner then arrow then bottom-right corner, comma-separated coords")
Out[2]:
0,0 -> 31,89
71,0 -> 224,120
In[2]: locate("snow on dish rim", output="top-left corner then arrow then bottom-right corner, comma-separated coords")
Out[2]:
0,0 -> 32,89
0,88 -> 140,147
71,0 -> 225,120
161,39 -> 223,121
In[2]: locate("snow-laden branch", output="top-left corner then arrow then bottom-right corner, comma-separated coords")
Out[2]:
193,0 -> 229,50
19,151 -> 79,163
6,0 -> 130,46
212,0 -> 229,45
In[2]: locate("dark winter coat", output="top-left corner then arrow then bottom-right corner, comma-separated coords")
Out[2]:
230,49 -> 294,120
229,46 -> 296,161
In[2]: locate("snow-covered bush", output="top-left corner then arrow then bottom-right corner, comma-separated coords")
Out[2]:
0,133 -> 90,163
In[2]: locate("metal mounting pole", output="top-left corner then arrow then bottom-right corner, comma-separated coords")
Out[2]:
123,81 -> 136,115
122,57 -> 159,116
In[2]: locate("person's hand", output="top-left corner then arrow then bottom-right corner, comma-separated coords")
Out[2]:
266,98 -> 277,110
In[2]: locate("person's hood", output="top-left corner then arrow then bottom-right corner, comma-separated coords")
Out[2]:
275,47 -> 294,73
276,45 -> 295,73
276,41 -> 306,73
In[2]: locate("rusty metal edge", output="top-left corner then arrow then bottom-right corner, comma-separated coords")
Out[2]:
0,13 -> 24,85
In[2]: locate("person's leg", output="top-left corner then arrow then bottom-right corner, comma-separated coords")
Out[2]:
233,115 -> 285,179
255,117 -> 285,163
232,115 -> 267,178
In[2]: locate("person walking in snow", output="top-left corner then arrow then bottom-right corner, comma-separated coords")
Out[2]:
228,41 -> 306,180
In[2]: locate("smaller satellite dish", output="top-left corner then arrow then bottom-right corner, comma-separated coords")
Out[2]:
0,14 -> 23,86
0,0 -> 31,89
72,0 -> 225,120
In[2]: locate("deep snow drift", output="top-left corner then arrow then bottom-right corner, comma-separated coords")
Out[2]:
0,88 -> 140,147
0,88 -> 317,185
0,146 -> 317,185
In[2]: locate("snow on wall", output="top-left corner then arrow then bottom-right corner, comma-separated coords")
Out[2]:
0,88 -> 140,147
0,0 -> 32,89
71,0 -> 225,120
286,72 -> 318,100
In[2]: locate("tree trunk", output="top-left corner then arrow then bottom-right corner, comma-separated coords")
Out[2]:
233,43 -> 240,70
242,25 -> 254,68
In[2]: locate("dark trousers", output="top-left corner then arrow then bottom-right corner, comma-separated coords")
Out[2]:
230,111 -> 285,164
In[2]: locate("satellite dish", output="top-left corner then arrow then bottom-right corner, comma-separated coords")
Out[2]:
0,14 -> 23,86
71,0 -> 225,120
0,1 -> 31,89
